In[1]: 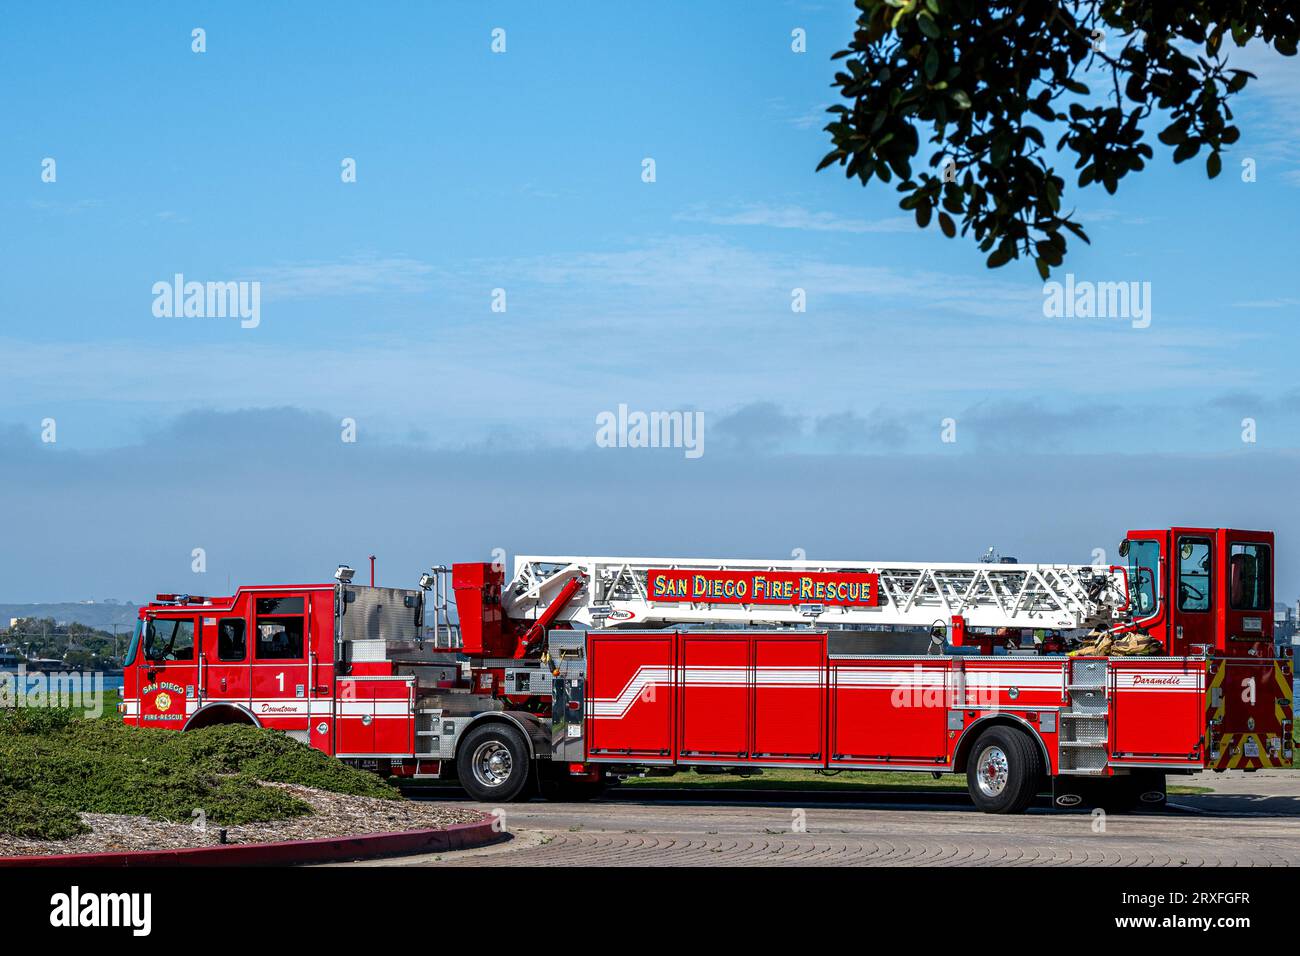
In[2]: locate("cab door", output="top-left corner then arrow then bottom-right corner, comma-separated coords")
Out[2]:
136,614 -> 198,728
249,594 -> 311,740
1222,530 -> 1275,648
198,602 -> 253,716
1169,528 -> 1216,655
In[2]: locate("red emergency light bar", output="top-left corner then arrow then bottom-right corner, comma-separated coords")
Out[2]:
153,594 -> 208,605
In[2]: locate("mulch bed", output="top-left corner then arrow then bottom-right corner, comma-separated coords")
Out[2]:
0,782 -> 482,858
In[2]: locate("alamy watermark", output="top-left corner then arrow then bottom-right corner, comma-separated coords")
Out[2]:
152,273 -> 261,328
596,403 -> 704,459
1042,273 -> 1151,329
1,665 -> 105,718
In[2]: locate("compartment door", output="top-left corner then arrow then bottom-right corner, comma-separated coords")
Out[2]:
335,678 -> 375,755
831,659 -> 950,764
751,636 -> 824,763
1111,659 -> 1204,766
1207,658 -> 1292,769
586,634 -> 675,761
679,635 -> 749,761
372,678 -> 415,756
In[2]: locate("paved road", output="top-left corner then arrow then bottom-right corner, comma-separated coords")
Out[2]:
359,771 -> 1300,867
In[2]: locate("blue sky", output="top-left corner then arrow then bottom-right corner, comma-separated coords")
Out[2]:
2,2 -> 1299,601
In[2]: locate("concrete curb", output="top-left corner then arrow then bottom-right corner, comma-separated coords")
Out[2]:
0,813 -> 506,867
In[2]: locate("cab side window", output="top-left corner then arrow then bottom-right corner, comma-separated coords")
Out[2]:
218,618 -> 247,661
1127,539 -> 1161,615
1177,538 -> 1212,612
255,597 -> 305,660
1229,543 -> 1271,611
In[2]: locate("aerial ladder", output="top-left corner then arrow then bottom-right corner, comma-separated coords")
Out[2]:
502,554 -> 1131,643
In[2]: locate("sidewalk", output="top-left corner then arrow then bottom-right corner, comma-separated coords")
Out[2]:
1178,768 -> 1300,817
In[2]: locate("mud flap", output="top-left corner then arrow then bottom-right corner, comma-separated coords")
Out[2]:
1137,778 -> 1170,807
1051,772 -> 1167,810
1051,776 -> 1091,810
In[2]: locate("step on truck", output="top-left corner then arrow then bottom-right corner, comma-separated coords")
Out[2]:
120,527 -> 1293,812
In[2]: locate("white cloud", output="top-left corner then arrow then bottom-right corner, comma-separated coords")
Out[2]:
675,202 -> 912,234
491,234 -> 1040,323
1221,42 -> 1300,181
0,238 -> 1281,453
3,411 -> 1299,602
1232,296 -> 1300,309
250,254 -> 439,300
25,198 -> 104,215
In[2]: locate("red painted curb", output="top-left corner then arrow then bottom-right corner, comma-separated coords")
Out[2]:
0,813 -> 506,867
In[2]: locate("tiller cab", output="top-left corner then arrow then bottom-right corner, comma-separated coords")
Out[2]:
121,527 -> 1293,812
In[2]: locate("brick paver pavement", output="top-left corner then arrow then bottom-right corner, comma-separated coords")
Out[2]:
355,771 -> 1300,867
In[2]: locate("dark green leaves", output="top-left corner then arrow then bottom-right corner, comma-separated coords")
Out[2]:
817,0 -> 1291,274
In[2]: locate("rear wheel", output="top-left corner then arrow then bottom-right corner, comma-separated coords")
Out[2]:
456,723 -> 533,802
966,726 -> 1044,814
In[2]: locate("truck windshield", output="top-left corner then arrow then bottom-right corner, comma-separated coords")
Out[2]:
1126,540 -> 1160,617
143,618 -> 195,661
124,619 -> 144,665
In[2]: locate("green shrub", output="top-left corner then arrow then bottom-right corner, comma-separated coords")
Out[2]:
0,793 -> 88,840
0,707 -> 79,735
0,707 -> 400,840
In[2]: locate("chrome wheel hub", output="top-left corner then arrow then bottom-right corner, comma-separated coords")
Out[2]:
472,741 -> 513,788
976,745 -> 1010,797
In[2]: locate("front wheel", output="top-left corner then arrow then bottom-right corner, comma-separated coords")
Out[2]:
456,723 -> 533,802
966,726 -> 1044,814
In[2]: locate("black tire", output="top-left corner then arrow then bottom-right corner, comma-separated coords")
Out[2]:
456,722 -> 533,802
966,726 -> 1044,814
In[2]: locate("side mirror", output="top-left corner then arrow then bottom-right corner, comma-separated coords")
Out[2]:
1118,538 -> 1130,558
142,621 -> 161,661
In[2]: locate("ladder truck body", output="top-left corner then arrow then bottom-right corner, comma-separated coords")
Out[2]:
120,526 -> 1293,813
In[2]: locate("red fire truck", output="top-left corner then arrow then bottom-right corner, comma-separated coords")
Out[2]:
120,527 -> 1293,813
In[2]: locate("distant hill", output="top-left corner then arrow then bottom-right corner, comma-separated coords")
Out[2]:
1,602 -> 141,632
